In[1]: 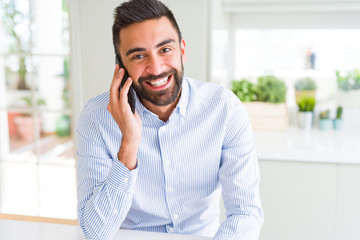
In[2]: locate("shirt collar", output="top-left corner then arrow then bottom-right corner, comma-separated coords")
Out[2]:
176,77 -> 189,118
134,77 -> 190,120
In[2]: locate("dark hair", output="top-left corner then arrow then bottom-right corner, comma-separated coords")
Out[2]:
112,0 -> 182,57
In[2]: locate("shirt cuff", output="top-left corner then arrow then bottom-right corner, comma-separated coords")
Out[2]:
106,158 -> 139,193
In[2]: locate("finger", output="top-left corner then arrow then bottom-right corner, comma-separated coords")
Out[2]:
113,64 -> 119,76
110,67 -> 123,89
110,68 -> 124,103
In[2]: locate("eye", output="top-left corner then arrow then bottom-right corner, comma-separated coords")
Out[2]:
132,54 -> 144,61
161,47 -> 171,54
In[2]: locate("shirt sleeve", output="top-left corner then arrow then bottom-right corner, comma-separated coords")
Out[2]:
76,107 -> 138,240
214,102 -> 264,240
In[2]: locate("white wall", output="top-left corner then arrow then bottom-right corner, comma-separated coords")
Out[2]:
73,0 -> 210,106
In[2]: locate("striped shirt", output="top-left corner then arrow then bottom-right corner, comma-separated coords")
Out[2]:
76,77 -> 264,240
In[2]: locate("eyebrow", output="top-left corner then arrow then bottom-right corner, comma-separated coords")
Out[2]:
126,47 -> 146,56
125,39 -> 176,56
156,39 -> 175,48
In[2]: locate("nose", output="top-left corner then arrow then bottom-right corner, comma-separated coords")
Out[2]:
145,54 -> 165,76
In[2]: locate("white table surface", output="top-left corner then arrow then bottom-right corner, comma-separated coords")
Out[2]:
0,219 -> 211,240
254,127 -> 360,164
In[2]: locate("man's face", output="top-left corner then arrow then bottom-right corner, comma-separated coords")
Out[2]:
118,16 -> 186,106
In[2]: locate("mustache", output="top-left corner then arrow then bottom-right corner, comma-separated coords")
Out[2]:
138,68 -> 176,83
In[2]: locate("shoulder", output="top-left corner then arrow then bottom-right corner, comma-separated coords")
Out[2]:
79,91 -> 110,122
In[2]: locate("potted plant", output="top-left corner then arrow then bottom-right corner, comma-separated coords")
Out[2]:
256,75 -> 287,103
335,69 -> 360,108
14,96 -> 46,142
318,110 -> 332,131
294,77 -> 317,105
333,106 -> 343,130
297,96 -> 315,130
233,75 -> 288,131
231,79 -> 257,102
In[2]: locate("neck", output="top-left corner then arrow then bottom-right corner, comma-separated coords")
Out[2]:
140,91 -> 181,122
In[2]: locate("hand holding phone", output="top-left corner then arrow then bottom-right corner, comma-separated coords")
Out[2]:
115,55 -> 135,113
108,59 -> 142,169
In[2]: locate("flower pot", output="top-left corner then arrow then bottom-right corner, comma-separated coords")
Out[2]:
333,119 -> 343,130
297,111 -> 313,130
14,115 -> 41,142
8,112 -> 21,138
319,119 -> 332,131
243,102 -> 289,131
56,115 -> 71,137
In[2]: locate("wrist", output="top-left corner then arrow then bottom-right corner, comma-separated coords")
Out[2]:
118,140 -> 139,170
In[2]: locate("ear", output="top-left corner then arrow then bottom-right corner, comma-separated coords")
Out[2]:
180,39 -> 186,63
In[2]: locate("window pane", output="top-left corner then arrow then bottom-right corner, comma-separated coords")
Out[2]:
32,56 -> 71,112
32,0 -> 69,55
235,29 -> 360,76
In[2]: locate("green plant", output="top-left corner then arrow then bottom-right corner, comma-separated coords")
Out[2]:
336,106 -> 343,119
19,96 -> 46,117
336,69 -> 360,91
352,69 -> 360,89
231,79 -> 257,102
21,96 -> 46,107
319,110 -> 330,119
256,75 -> 287,103
294,77 -> 317,91
298,96 -> 316,112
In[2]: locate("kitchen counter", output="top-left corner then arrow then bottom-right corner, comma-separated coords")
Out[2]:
254,126 -> 360,164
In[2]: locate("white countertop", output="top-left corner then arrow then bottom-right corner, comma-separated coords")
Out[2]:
0,219 -> 211,240
254,127 -> 360,164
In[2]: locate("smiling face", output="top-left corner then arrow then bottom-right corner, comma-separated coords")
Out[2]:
118,16 -> 186,107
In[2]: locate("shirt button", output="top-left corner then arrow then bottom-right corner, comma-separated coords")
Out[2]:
165,160 -> 171,166
123,177 -> 129,183
168,227 -> 174,232
173,214 -> 179,219
167,187 -> 174,192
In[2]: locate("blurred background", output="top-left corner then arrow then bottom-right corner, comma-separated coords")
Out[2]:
0,0 -> 359,239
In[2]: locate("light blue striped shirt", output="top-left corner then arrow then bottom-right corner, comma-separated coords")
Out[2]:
76,77 -> 264,240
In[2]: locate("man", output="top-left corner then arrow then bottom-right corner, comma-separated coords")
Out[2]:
76,0 -> 264,239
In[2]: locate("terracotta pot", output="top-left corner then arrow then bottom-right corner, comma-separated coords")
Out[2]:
14,116 -> 41,142
7,112 -> 21,138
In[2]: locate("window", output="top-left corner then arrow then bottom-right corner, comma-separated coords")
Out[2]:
211,9 -> 360,111
234,29 -> 360,106
0,0 -> 76,220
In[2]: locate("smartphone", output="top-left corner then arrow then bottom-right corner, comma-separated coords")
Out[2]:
115,54 -> 135,113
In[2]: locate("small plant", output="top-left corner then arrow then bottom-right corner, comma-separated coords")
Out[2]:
298,96 -> 315,112
231,79 -> 257,102
21,96 -> 46,107
295,77 -> 317,91
352,69 -> 360,89
336,106 -> 343,119
336,69 -> 360,91
319,110 -> 330,119
256,75 -> 287,103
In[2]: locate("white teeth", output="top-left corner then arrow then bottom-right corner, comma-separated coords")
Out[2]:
148,77 -> 169,87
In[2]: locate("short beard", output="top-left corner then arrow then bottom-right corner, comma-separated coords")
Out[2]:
132,63 -> 184,107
